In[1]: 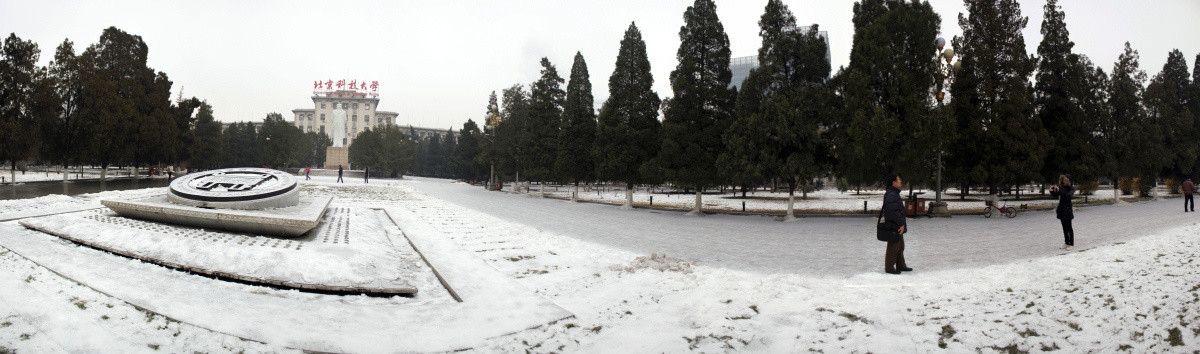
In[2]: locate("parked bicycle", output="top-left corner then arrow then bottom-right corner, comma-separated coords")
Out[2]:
984,199 -> 1017,218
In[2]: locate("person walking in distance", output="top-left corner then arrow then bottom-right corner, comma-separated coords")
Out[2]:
1182,177 -> 1194,212
364,166 -> 369,184
1050,174 -> 1075,250
337,165 -> 344,183
305,165 -> 311,181
882,174 -> 911,274
166,165 -> 174,181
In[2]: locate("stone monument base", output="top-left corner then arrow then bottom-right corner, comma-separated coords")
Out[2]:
325,146 -> 350,170
101,195 -> 332,237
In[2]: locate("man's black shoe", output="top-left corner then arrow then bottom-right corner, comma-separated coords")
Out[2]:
900,267 -> 913,272
885,270 -> 902,275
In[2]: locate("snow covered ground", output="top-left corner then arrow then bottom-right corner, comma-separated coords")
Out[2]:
0,176 -> 1197,352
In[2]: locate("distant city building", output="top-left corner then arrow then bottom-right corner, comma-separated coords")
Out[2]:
221,121 -> 262,132
729,25 -> 830,89
729,56 -> 760,90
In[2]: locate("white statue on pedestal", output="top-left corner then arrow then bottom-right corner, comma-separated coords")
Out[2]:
331,109 -> 347,147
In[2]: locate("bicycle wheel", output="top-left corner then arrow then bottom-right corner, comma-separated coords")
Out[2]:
984,207 -> 993,218
1004,208 -> 1016,218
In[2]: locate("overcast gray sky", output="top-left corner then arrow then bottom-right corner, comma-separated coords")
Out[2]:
2,0 -> 1198,129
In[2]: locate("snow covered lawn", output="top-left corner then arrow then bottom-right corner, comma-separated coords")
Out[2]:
520,183 -> 1125,214
0,178 -> 1197,352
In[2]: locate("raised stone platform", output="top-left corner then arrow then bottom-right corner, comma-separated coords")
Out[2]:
100,195 -> 330,237
18,206 -> 442,296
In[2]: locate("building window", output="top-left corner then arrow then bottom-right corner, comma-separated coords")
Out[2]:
320,126 -> 325,133
365,115 -> 370,123
321,114 -> 325,121
353,103 -> 359,109
321,103 -> 326,109
352,115 -> 357,122
365,104 -> 371,109
342,103 -> 349,109
307,114 -> 313,120
352,128 -> 357,135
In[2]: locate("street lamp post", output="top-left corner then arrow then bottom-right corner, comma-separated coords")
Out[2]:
929,37 -> 958,217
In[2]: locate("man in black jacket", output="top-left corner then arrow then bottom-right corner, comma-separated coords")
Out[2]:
883,174 -> 912,274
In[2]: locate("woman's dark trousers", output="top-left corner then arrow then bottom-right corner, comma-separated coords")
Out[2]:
1060,219 -> 1074,246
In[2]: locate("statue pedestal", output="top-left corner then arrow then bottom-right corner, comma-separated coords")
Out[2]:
325,146 -> 349,170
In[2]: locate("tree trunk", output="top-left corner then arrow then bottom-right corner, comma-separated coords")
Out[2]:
785,186 -> 797,222
539,181 -> 546,198
690,189 -> 703,215
1113,177 -> 1122,204
622,181 -> 634,209
513,171 -> 521,194
101,165 -> 108,181
9,161 -> 15,185
572,181 -> 579,202
1151,177 -> 1161,201
63,164 -> 69,183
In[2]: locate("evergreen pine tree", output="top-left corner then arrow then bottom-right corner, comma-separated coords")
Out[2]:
837,0 -> 941,194
497,84 -> 530,189
452,119 -> 483,180
719,0 -> 793,198
659,0 -> 736,215
1144,50 -> 1195,179
190,101 -> 226,169
480,91 -> 501,188
950,0 -> 1046,196
526,58 -> 565,193
48,39 -> 85,178
0,34 -> 43,184
1108,42 -> 1161,196
763,25 -> 836,219
78,27 -> 152,179
1035,0 -> 1100,187
594,22 -> 661,208
440,128 -> 456,178
554,52 -> 597,200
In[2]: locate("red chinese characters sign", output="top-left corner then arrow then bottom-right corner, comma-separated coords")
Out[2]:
313,79 -> 379,97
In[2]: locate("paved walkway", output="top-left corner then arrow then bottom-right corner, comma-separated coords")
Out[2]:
404,178 -> 1199,277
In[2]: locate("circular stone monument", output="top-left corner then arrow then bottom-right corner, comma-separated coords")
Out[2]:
169,168 -> 299,210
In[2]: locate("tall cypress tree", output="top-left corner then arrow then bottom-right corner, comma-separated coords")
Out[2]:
1108,42 -> 1160,196
594,22 -> 661,208
837,0 -> 941,194
0,33 -> 43,184
480,91 -> 501,187
724,1 -> 836,219
554,52 -> 596,200
764,26 -> 836,219
1035,0 -> 1099,187
497,84 -> 530,189
659,0 -> 736,215
1144,50 -> 1195,179
719,0 -> 793,198
189,100 -> 226,169
48,39 -> 85,178
526,58 -> 565,193
452,119 -> 484,181
950,0 -> 1045,196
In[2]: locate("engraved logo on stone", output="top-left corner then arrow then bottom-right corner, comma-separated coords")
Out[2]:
194,172 -> 275,192
169,168 -> 298,203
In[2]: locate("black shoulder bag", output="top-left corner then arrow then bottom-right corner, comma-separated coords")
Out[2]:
876,205 -> 900,242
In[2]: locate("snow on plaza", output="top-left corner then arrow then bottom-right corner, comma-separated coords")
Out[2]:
0,175 -> 1198,353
